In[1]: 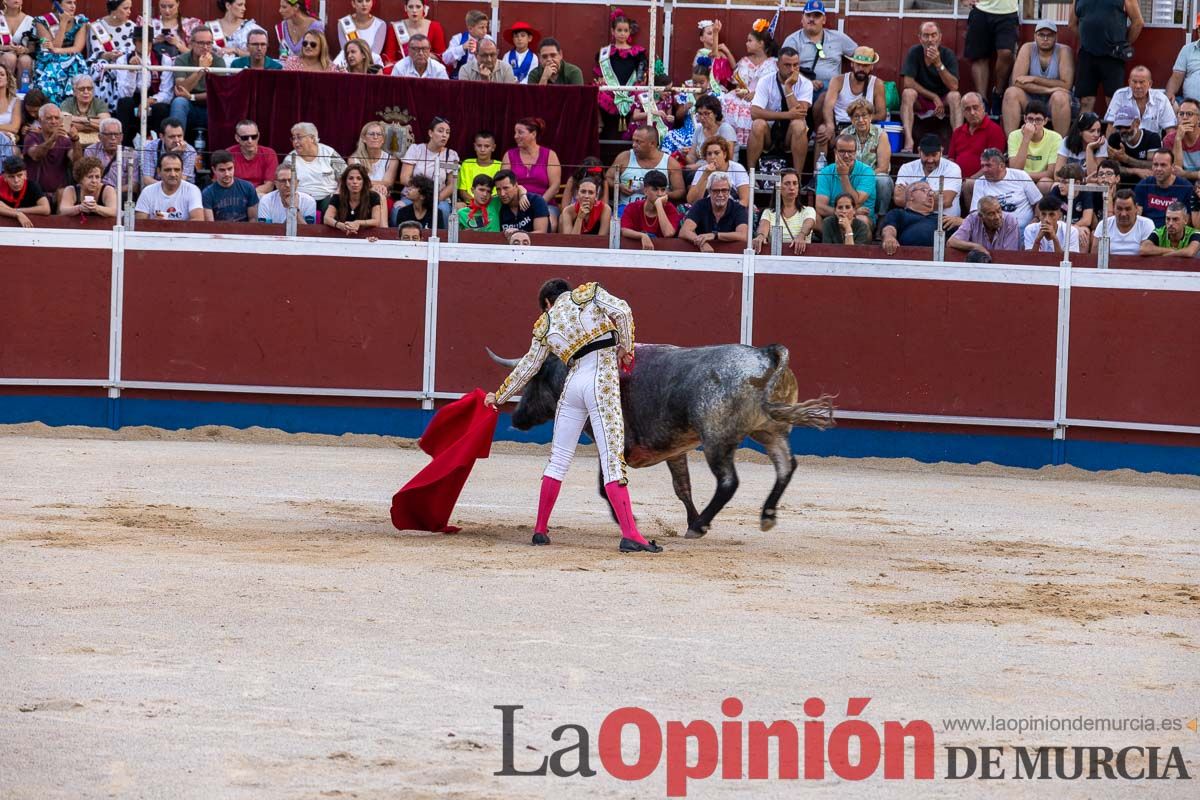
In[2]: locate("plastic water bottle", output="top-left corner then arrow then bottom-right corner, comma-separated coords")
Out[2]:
18,69 -> 31,94
815,151 -> 828,173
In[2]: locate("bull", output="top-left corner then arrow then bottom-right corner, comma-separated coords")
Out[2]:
487,343 -> 834,539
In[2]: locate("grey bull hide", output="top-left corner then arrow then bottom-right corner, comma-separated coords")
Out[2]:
487,342 -> 835,538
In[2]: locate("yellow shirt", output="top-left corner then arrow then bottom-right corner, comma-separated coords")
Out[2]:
1007,128 -> 1062,175
457,159 -> 501,194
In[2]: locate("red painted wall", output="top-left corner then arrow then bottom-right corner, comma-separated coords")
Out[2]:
0,247 -> 111,379
754,275 -> 1059,418
121,248 -> 427,388
1068,288 -> 1200,428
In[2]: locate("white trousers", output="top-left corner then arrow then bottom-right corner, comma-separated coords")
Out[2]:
544,348 -> 627,485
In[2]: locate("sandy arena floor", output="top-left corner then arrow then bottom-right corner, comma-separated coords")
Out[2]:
0,423 -> 1197,799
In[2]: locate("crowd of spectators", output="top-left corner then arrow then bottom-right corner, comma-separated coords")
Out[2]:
3,0 -> 1200,261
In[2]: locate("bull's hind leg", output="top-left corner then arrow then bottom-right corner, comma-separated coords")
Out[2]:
751,428 -> 797,531
685,440 -> 740,539
665,454 -> 700,527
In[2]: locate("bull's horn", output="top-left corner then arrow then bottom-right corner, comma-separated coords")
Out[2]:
485,347 -> 520,368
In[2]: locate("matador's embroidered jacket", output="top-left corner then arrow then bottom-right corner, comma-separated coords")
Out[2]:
494,282 -> 635,404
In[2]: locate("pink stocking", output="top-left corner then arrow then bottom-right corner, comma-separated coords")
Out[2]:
604,481 -> 649,545
534,476 -> 562,534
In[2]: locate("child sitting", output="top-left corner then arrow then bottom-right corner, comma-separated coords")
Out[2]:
457,129 -> 500,203
443,9 -> 493,79
502,21 -> 539,84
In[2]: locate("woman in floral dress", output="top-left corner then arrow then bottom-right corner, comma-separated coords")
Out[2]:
33,0 -> 89,104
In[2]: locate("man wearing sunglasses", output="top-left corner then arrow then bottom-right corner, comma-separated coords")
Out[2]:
779,1 -> 857,119
226,119 -> 279,195
1106,104 -> 1158,183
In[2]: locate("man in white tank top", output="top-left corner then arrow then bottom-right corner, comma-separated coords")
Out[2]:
605,125 -> 685,211
819,46 -> 887,150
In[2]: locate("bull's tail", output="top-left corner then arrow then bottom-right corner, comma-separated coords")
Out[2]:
766,395 -> 837,429
759,344 -> 836,430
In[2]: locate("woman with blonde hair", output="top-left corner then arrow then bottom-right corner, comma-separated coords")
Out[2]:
282,29 -> 331,71
0,0 -> 36,78
349,119 -> 397,200
0,65 -> 21,155
336,38 -> 377,73
839,97 -> 892,218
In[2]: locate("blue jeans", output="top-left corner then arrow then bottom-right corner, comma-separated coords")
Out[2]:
168,97 -> 208,140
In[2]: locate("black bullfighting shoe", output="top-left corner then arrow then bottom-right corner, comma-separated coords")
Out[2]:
531,532 -> 551,546
619,538 -> 663,553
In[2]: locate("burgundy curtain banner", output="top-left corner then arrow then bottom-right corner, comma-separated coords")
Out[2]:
207,71 -> 601,168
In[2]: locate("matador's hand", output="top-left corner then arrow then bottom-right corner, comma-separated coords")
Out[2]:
484,392 -> 498,409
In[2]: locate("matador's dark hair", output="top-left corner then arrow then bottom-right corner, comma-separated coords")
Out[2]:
538,278 -> 571,311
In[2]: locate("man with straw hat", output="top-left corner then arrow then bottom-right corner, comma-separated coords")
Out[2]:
820,45 -> 887,149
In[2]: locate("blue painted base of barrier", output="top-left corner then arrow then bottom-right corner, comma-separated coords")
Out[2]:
1,394 -> 1196,476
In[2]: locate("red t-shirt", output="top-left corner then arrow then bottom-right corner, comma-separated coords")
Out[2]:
620,198 -> 681,236
228,145 -> 279,189
948,117 -> 1005,177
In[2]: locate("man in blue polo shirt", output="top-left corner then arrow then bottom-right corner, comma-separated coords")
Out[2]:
1133,149 -> 1193,228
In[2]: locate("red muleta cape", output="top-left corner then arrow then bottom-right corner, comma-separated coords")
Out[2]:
390,389 -> 498,533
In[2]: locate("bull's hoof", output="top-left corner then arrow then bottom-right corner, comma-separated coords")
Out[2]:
619,537 -> 663,553
531,532 -> 551,546
684,524 -> 709,539
760,510 -> 777,532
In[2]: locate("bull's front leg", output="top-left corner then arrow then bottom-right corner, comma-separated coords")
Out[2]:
665,455 -> 700,528
685,444 -> 740,539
